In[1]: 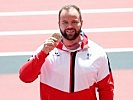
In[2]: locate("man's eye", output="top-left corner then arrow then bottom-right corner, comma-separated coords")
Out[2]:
72,21 -> 79,24
62,22 -> 68,25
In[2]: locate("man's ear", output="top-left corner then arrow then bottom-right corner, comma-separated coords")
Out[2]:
80,19 -> 83,28
58,21 -> 60,27
58,21 -> 60,28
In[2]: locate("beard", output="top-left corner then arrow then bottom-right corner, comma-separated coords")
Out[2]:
60,28 -> 81,41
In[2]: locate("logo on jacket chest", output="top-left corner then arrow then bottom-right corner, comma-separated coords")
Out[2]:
86,53 -> 92,59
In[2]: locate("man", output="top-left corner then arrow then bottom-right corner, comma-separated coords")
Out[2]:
19,4 -> 114,100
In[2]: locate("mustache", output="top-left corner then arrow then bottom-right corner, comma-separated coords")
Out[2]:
65,28 -> 75,30
65,28 -> 76,32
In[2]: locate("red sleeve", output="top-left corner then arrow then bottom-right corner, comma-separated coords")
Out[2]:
96,73 -> 114,100
19,50 -> 48,83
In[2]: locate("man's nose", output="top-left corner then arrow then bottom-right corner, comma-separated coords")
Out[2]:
67,23 -> 73,28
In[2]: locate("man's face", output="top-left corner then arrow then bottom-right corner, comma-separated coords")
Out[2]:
59,8 -> 83,40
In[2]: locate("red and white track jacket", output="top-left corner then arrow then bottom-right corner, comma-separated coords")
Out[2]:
19,33 -> 114,100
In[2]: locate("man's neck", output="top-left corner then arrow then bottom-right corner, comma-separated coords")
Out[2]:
62,36 -> 81,50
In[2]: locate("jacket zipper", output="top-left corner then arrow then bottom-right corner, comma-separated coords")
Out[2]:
69,51 -> 77,93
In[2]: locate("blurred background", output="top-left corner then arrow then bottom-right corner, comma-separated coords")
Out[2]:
0,0 -> 133,100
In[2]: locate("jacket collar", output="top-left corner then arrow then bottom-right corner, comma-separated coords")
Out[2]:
56,32 -> 89,52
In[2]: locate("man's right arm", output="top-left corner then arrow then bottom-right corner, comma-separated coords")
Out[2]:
19,50 -> 48,83
19,35 -> 59,83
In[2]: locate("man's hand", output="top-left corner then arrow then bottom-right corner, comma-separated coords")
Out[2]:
42,33 -> 61,54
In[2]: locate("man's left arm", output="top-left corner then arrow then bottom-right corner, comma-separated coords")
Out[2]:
96,55 -> 114,100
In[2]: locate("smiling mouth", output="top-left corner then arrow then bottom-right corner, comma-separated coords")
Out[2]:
66,29 -> 75,34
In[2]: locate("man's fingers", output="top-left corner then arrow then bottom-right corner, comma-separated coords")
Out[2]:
44,38 -> 57,46
42,34 -> 60,54
52,33 -> 61,41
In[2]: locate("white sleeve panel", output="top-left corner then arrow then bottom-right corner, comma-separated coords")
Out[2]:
96,53 -> 110,82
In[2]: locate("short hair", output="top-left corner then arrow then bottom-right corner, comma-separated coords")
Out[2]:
58,4 -> 82,21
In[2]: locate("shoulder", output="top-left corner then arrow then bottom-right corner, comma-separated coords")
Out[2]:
88,39 -> 105,51
88,39 -> 107,57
